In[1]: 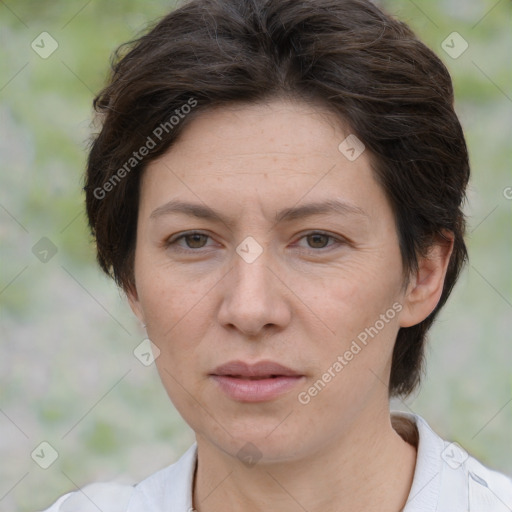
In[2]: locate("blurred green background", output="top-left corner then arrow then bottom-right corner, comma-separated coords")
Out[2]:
0,1 -> 510,510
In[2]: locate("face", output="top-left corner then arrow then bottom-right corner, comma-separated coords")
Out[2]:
127,98 -> 427,463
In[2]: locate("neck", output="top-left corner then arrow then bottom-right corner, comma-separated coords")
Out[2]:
192,406 -> 417,512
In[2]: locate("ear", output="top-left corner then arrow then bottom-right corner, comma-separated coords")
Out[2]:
399,233 -> 454,328
124,282 -> 146,327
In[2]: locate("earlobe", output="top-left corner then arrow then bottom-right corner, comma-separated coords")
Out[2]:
399,234 -> 454,328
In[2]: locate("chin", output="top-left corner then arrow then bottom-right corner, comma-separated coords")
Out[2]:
222,436 -> 305,466
204,416 -> 305,461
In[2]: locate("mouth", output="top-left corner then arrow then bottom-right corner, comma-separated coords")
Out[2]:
220,375 -> 286,380
211,360 -> 302,378
210,360 -> 304,402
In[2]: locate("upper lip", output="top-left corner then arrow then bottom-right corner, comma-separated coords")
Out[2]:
211,360 -> 302,378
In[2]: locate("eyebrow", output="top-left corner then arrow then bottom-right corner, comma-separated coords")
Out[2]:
149,199 -> 369,230
149,199 -> 368,226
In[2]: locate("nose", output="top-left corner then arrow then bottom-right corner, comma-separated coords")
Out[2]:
217,248 -> 291,338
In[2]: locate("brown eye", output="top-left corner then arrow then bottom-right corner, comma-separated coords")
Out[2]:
183,233 -> 209,249
295,231 -> 343,251
166,231 -> 212,251
306,233 -> 330,249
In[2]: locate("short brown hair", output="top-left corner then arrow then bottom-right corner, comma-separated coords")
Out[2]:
84,0 -> 470,397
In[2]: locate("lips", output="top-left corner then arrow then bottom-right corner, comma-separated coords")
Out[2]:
210,360 -> 304,402
211,360 -> 301,379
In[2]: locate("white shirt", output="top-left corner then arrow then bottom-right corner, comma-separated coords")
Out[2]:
41,412 -> 512,511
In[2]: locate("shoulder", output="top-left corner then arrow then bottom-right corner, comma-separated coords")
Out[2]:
39,482 -> 134,512
464,453 -> 512,510
127,442 -> 198,510
394,411 -> 512,512
39,443 -> 198,512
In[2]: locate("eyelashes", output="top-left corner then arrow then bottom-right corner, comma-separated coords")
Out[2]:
167,232 -> 211,251
165,230 -> 347,254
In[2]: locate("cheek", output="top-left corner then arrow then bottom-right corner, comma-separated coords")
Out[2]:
135,260 -> 221,385
135,255 -> 208,331
294,257 -> 402,334
291,261 -> 404,393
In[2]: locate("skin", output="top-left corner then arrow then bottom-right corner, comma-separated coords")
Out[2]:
126,98 -> 453,512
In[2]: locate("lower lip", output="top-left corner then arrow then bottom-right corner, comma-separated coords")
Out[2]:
211,375 -> 304,402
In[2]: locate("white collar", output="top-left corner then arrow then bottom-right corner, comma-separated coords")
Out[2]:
126,412 -> 512,512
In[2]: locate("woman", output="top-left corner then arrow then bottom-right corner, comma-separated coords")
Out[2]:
42,0 -> 512,510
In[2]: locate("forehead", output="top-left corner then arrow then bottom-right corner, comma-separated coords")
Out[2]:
166,98 -> 347,161
138,98 -> 388,226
